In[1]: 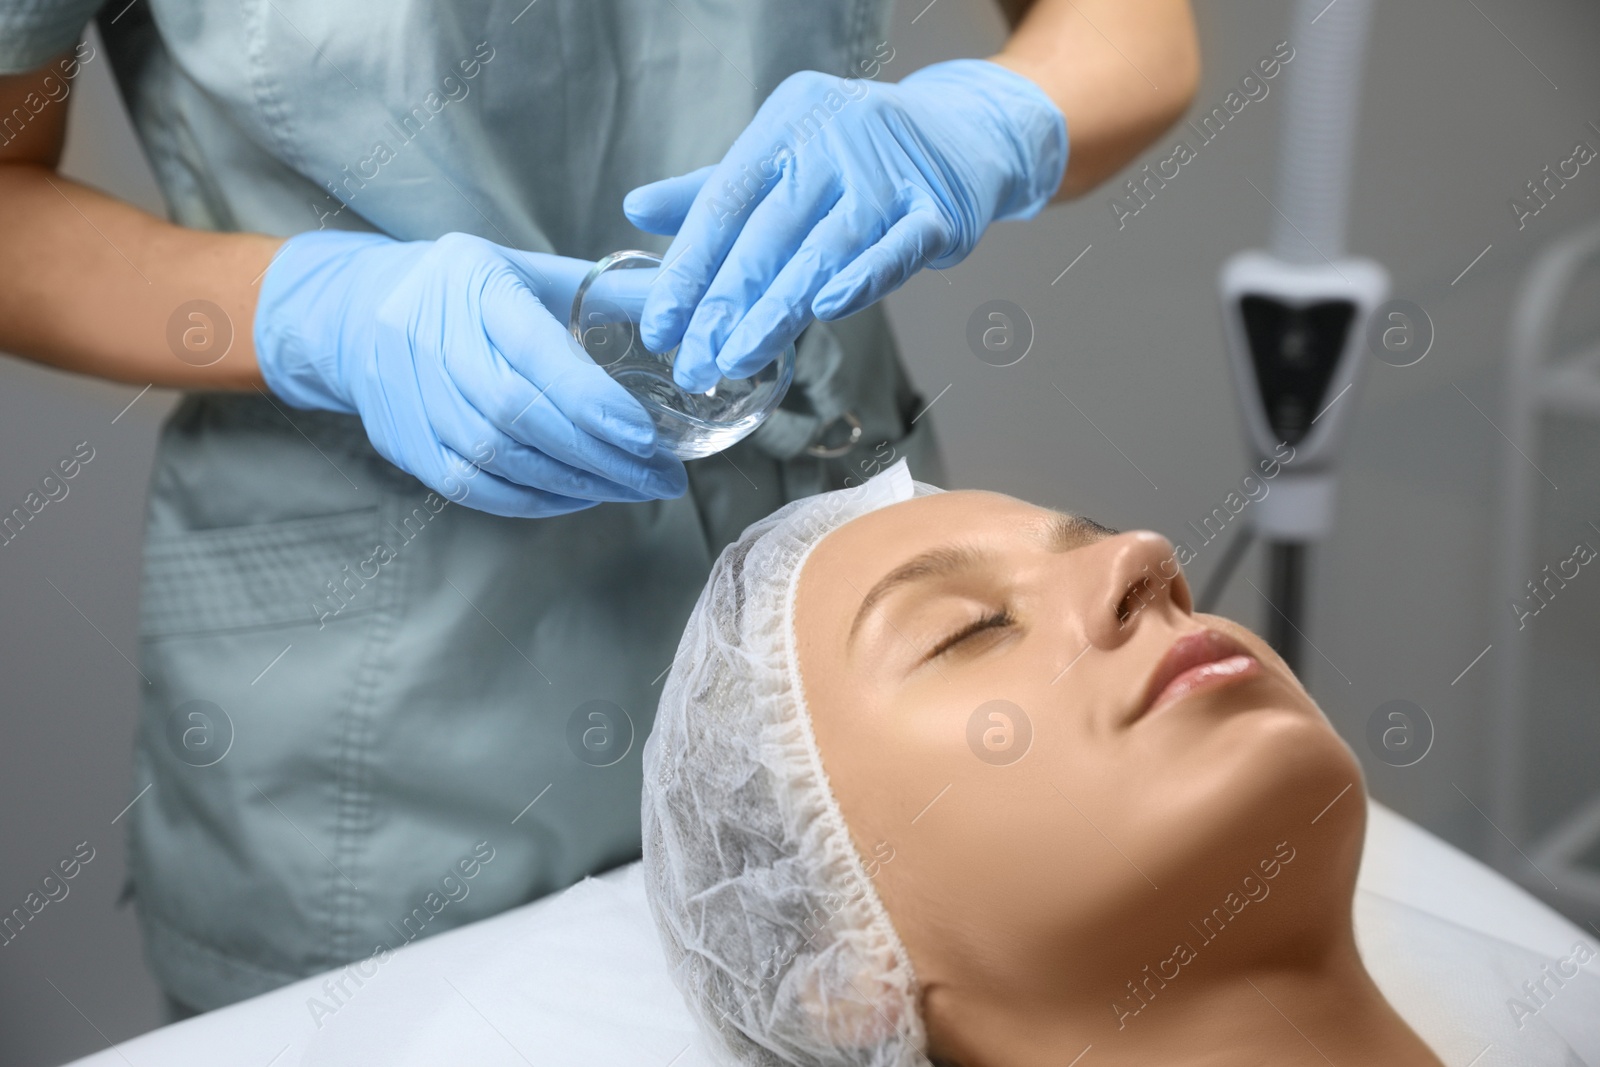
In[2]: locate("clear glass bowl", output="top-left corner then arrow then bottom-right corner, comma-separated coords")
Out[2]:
569,250 -> 796,460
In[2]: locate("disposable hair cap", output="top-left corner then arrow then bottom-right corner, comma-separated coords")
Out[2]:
642,458 -> 943,1066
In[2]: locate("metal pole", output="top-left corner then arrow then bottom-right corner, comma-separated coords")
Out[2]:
1266,541 -> 1307,675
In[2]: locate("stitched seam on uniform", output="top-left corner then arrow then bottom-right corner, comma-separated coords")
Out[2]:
326,495 -> 411,963
323,504 -> 383,965
143,510 -> 378,559
243,0 -> 311,179
141,579 -> 373,633
851,0 -> 872,77
852,0 -> 887,78
141,509 -> 382,636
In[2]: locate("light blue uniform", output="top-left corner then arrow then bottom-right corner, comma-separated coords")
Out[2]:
0,0 -> 942,1010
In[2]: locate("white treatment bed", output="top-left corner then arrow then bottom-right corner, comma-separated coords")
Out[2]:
62,801 -> 1600,1066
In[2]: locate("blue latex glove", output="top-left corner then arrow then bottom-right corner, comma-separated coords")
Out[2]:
623,58 -> 1068,392
255,230 -> 687,518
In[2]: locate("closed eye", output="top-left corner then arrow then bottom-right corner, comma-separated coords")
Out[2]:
926,609 -> 1014,661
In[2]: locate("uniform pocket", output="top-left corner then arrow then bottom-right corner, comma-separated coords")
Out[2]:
140,508 -> 384,639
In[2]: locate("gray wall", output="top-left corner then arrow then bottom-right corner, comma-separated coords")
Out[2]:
4,1 -> 1598,1063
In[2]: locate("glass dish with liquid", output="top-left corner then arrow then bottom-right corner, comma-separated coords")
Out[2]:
568,250 -> 796,460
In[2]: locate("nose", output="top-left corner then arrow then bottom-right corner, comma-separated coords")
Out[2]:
1085,531 -> 1192,649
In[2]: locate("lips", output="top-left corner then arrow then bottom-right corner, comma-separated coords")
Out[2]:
1133,629 -> 1262,724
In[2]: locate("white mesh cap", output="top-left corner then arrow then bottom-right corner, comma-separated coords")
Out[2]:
642,459 -> 944,1067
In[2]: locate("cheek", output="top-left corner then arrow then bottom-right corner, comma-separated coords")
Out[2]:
821,689 -> 974,839
871,708 -> 1177,979
847,661 -> 1131,844
872,685 -> 1126,872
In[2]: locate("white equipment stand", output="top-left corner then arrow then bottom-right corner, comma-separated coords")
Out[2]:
1215,0 -> 1388,673
1492,216 -> 1600,926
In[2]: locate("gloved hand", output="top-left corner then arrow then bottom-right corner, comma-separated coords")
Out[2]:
254,230 -> 687,518
623,58 -> 1068,392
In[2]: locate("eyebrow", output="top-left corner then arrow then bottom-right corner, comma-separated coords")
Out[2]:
847,512 -> 1115,645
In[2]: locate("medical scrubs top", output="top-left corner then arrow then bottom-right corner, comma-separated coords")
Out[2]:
0,0 -> 942,1010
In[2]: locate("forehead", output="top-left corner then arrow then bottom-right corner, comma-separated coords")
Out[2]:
802,490 -> 1050,584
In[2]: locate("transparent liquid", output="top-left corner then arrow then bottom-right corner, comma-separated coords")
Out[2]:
611,363 -> 770,459
571,251 -> 795,461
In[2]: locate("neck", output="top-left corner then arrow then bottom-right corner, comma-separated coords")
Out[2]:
933,941 -> 1444,1067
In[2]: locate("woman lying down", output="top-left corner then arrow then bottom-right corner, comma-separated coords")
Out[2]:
641,459 -> 1597,1067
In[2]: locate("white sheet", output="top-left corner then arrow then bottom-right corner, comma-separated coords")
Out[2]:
60,801 -> 1599,1066
1355,805 -> 1599,1065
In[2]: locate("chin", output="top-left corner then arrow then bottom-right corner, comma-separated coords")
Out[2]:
1235,704 -> 1363,814
1147,693 -> 1367,886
